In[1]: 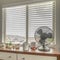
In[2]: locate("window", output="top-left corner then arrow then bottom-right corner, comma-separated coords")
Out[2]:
28,2 -> 53,42
3,5 -> 26,43
2,1 -> 54,43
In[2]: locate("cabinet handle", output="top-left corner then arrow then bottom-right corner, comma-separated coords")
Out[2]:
22,58 -> 25,60
8,56 -> 12,58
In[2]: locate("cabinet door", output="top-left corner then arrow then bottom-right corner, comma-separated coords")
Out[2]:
0,52 -> 16,60
18,54 -> 57,60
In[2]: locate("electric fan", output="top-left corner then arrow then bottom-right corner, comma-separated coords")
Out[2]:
34,26 -> 53,51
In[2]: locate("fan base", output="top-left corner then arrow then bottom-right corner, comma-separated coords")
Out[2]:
38,46 -> 50,52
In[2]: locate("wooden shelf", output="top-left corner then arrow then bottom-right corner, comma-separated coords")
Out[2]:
0,48 -> 60,60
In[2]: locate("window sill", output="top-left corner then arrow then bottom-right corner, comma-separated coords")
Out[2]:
0,48 -> 60,57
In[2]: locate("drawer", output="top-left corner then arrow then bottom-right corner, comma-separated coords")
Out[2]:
0,52 -> 16,60
18,54 -> 57,60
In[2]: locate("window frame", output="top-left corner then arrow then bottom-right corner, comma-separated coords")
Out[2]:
2,1 -> 55,44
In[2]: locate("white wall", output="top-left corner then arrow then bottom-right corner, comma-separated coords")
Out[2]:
2,0 -> 54,7
56,0 -> 60,52
0,0 -> 2,43
2,0 -> 54,4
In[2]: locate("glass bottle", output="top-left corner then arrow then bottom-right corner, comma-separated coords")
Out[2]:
23,42 -> 29,51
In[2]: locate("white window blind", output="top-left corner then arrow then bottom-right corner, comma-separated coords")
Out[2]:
28,2 -> 54,42
5,5 -> 26,42
3,1 -> 54,43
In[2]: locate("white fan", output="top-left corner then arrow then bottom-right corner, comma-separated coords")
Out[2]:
34,26 -> 53,51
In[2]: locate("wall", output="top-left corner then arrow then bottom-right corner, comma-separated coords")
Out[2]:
2,0 -> 54,7
2,0 -> 54,4
56,0 -> 60,52
0,0 -> 2,43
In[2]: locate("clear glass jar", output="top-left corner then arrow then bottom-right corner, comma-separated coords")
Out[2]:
23,42 -> 29,51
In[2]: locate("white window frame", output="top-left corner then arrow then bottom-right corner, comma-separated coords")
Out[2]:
2,1 -> 55,44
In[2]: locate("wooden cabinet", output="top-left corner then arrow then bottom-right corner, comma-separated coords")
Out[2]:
0,52 -> 57,60
0,52 -> 16,60
0,49 -> 59,60
18,54 -> 57,60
